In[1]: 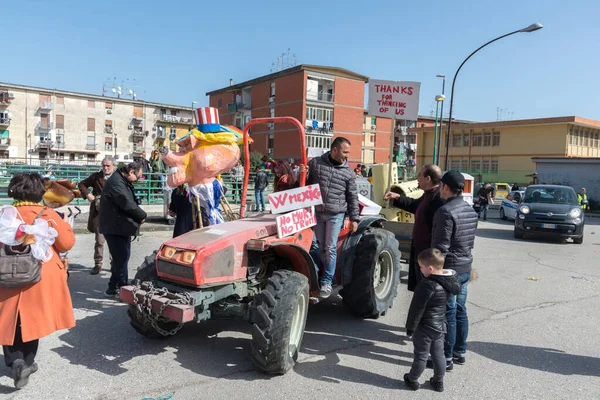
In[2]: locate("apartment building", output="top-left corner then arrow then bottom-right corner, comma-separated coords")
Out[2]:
206,64 -> 369,162
0,83 -> 193,163
411,116 -> 600,182
361,112 -> 420,165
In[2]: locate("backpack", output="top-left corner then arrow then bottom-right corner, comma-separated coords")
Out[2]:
0,208 -> 47,289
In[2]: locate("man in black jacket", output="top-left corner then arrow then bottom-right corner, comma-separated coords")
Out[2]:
98,162 -> 147,297
404,248 -> 460,392
384,164 -> 443,291
306,137 -> 359,298
431,170 -> 478,370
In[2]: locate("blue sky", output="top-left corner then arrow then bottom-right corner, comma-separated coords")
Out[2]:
4,0 -> 599,122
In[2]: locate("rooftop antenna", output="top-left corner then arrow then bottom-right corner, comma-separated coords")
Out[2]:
270,48 -> 299,72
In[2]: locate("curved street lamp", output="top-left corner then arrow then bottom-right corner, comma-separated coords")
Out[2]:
443,22 -> 543,170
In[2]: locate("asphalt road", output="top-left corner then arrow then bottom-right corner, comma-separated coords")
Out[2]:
1,211 -> 599,400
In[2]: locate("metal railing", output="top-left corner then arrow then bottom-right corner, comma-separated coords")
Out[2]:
38,101 -> 53,110
36,121 -> 54,130
0,117 -> 10,126
158,114 -> 193,124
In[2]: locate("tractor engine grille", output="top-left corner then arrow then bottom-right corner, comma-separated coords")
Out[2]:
156,260 -> 195,280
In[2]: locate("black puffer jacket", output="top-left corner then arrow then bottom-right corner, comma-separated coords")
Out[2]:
98,172 -> 147,237
406,270 -> 460,335
307,152 -> 359,221
431,196 -> 478,274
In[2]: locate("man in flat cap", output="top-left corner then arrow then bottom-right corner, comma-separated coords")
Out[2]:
431,170 -> 478,371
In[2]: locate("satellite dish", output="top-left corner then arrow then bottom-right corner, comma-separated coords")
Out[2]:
111,88 -> 116,93
117,86 -> 122,91
129,89 -> 134,95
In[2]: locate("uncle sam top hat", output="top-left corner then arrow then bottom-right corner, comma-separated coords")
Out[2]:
194,107 -> 226,133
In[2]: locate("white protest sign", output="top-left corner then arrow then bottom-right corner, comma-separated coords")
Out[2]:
276,207 -> 317,238
268,184 -> 323,215
367,80 -> 421,121
358,194 -> 382,216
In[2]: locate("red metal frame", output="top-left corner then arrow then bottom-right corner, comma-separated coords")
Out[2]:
239,117 -> 307,219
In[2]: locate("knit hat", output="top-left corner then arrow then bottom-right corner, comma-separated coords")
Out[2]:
441,170 -> 465,191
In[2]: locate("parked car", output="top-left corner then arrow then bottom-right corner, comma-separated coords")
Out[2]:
514,185 -> 584,244
499,190 -> 525,220
491,182 -> 511,205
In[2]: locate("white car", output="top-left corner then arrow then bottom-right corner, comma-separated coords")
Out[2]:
499,191 -> 525,220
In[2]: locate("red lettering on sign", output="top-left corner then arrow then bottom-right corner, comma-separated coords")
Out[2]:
270,193 -> 288,209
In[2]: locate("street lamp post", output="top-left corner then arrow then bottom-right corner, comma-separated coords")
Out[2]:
432,94 -> 446,164
443,22 -> 543,170
435,74 -> 446,165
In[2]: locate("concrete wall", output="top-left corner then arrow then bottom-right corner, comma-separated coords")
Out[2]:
535,159 -> 600,201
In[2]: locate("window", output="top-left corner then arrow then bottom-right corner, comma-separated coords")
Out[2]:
450,160 -> 460,170
270,107 -> 275,118
87,118 -> 95,132
483,133 -> 491,146
371,117 -> 376,126
87,136 -> 96,150
105,119 -> 112,127
270,82 -> 276,97
39,94 -> 51,103
105,101 -> 113,109
584,131 -> 589,147
55,115 -> 64,129
471,160 -> 481,171
461,159 -> 469,170
595,132 -> 600,148
482,160 -> 490,173
306,107 -> 333,122
491,160 -> 499,173
88,100 -> 95,108
56,134 -> 64,145
133,106 -> 143,118
463,134 -> 470,147
170,110 -> 177,116
268,133 -> 274,149
56,96 -> 64,105
472,133 -> 482,147
452,134 -> 462,147
170,126 -> 176,135
492,132 -> 500,146
217,99 -> 222,108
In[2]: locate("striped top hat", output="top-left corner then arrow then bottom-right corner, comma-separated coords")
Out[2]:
194,107 -> 222,133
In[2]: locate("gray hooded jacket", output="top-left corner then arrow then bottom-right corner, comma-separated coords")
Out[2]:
307,152 -> 360,221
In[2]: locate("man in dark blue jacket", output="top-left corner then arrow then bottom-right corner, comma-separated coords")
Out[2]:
431,170 -> 478,370
307,137 -> 359,298
99,162 -> 147,298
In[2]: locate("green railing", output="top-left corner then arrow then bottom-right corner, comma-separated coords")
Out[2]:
459,169 -> 536,185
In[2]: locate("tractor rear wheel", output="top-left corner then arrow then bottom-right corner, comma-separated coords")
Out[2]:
127,251 -> 181,339
341,228 -> 401,319
250,270 -> 309,374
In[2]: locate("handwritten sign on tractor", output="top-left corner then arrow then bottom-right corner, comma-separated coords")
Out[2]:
276,207 -> 317,238
367,79 -> 421,121
268,184 -> 323,214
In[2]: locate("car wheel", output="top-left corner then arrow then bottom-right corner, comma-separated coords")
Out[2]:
514,228 -> 524,239
499,207 -> 506,220
573,236 -> 583,244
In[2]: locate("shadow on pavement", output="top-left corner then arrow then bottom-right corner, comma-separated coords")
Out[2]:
469,341 -> 600,377
53,267 -> 411,388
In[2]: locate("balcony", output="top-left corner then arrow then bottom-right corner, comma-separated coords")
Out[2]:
0,91 -> 15,105
306,77 -> 334,103
55,141 -> 66,149
0,117 -> 10,126
305,120 -> 333,134
0,137 -> 10,146
132,115 -> 144,123
132,144 -> 145,154
36,121 -> 54,131
156,130 -> 167,140
104,126 -> 114,135
158,114 -> 193,124
35,139 -> 55,150
38,101 -> 53,111
132,129 -> 145,138
86,144 -> 97,150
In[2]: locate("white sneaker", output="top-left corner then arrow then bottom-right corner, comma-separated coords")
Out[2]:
319,283 -> 332,298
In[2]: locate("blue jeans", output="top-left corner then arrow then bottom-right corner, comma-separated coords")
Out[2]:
312,212 -> 345,286
255,189 -> 265,211
445,271 -> 471,359
478,205 -> 489,220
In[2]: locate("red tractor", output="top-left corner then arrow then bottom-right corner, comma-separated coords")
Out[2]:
120,117 -> 402,374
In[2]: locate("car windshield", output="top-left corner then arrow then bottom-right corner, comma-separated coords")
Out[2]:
496,185 -> 508,191
523,187 -> 578,205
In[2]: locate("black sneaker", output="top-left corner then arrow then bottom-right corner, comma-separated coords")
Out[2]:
453,355 -> 466,365
403,374 -> 420,391
104,288 -> 118,297
430,377 -> 444,392
426,359 -> 453,371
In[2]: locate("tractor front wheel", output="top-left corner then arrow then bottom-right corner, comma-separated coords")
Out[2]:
127,251 -> 181,339
250,270 -> 309,374
341,228 -> 401,319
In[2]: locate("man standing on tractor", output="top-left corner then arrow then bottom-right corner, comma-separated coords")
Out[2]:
306,137 -> 359,298
384,164 -> 444,291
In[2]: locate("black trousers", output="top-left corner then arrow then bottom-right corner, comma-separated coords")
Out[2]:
3,315 -> 39,368
408,326 -> 446,382
407,244 -> 426,292
104,234 -> 132,290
